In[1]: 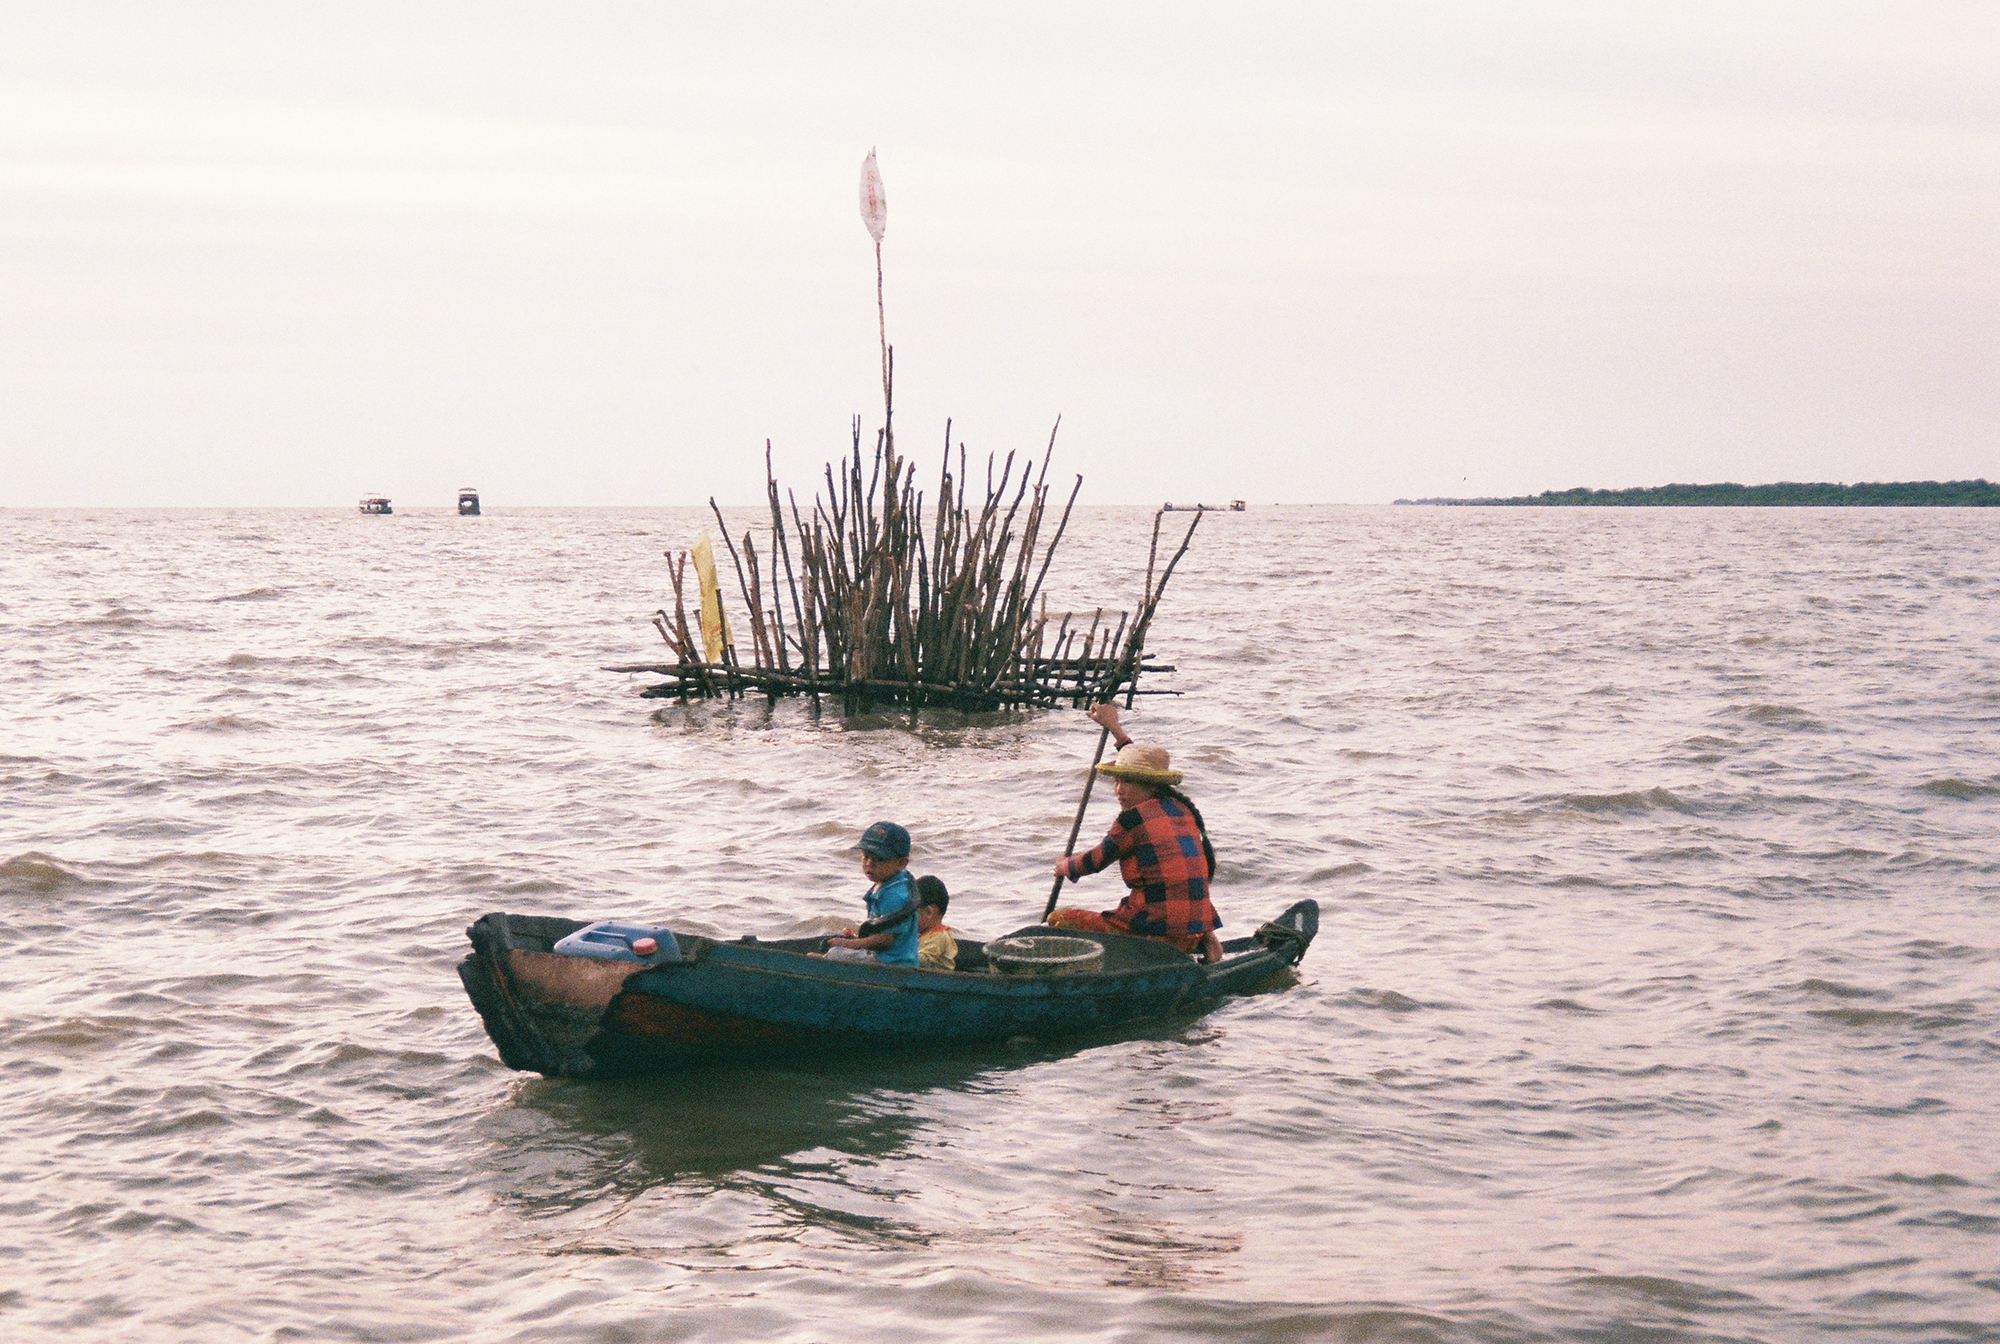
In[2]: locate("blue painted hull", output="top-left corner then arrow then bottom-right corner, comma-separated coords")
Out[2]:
459,901 -> 1317,1078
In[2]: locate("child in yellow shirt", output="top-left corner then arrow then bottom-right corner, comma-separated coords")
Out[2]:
915,876 -> 957,971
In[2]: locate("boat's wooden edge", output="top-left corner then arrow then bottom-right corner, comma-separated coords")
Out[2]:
459,912 -> 607,1078
1250,899 -> 1318,964
1197,899 -> 1319,997
458,899 -> 1321,1078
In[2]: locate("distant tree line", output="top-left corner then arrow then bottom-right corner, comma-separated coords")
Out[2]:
1395,480 -> 2000,507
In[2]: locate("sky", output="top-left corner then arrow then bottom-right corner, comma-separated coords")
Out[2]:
2,2 -> 1995,506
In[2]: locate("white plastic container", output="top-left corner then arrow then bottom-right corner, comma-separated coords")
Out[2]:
551,921 -> 680,966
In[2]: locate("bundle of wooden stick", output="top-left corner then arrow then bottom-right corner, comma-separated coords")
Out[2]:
612,418 -> 1199,714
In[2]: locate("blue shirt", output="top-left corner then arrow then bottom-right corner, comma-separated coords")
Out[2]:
865,870 -> 920,967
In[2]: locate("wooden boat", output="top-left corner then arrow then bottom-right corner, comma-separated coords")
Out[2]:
458,900 -> 1318,1078
359,495 -> 393,515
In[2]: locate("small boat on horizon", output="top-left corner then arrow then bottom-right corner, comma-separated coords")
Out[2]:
359,495 -> 393,515
458,487 -> 480,516
458,900 -> 1318,1078
1162,500 -> 1247,512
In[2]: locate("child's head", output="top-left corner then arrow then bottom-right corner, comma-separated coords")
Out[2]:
915,875 -> 949,931
855,821 -> 911,882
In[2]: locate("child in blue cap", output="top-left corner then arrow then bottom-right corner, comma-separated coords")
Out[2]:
815,821 -> 920,967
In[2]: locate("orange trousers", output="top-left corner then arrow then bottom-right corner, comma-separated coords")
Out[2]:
1047,907 -> 1206,956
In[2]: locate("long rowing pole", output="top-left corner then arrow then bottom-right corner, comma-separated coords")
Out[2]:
1041,510 -> 1201,920
1043,721 -> 1116,920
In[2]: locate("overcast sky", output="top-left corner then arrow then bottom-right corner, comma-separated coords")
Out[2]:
2,2 -> 1995,506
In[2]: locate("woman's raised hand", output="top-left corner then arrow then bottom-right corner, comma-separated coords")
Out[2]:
1085,702 -> 1123,735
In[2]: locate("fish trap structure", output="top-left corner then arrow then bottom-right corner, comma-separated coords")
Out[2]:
611,415 -> 1200,714
607,149 -> 1199,714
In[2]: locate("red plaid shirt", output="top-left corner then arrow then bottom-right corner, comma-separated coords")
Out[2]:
1061,796 -> 1220,940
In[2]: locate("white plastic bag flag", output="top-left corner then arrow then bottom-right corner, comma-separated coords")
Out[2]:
859,149 -> 887,243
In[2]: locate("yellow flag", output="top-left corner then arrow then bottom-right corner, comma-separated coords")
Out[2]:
691,530 -> 730,662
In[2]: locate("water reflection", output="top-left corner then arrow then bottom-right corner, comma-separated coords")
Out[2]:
480,1051 -> 1024,1212
477,1004 -> 1261,1215
476,1035 -> 1267,1290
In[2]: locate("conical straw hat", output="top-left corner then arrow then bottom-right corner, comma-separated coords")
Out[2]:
1095,742 -> 1183,786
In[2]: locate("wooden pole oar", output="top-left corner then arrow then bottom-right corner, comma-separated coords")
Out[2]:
1043,724 -> 1114,920
1041,509 -> 1187,921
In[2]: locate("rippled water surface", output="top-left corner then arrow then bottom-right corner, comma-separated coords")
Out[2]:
4,504 -> 1997,1342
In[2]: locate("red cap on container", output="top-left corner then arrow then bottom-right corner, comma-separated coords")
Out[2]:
631,936 -> 658,956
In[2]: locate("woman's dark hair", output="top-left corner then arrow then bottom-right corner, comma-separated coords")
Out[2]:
915,874 -> 949,915
1156,785 -> 1218,877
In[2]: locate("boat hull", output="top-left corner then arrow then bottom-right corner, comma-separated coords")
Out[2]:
459,901 -> 1317,1078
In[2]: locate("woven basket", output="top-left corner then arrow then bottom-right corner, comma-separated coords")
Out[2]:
986,934 -> 1105,978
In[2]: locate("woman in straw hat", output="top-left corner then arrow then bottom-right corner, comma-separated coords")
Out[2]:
1048,702 -> 1224,963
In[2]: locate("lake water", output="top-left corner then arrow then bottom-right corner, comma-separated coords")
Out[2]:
3,504 -> 1996,1342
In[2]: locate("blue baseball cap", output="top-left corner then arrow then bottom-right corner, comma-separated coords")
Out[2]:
855,821 -> 911,859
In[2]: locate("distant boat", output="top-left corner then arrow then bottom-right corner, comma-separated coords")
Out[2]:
1162,500 -> 1247,512
359,496 -> 393,515
458,487 -> 481,516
